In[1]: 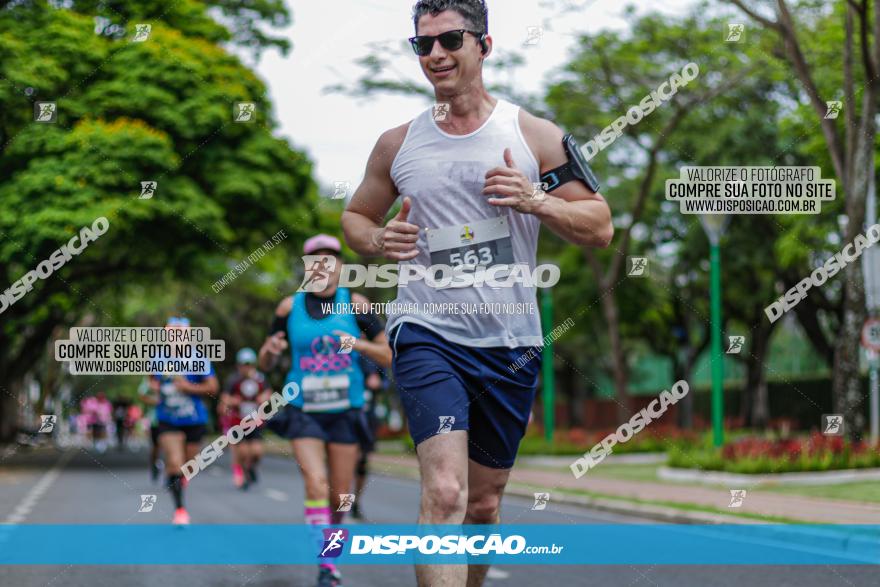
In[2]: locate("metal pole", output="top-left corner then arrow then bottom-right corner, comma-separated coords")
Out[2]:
870,355 -> 879,445
710,243 -> 725,447
541,287 -> 555,443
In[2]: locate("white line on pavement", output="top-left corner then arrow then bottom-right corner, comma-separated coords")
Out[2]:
265,488 -> 289,502
2,450 -> 74,524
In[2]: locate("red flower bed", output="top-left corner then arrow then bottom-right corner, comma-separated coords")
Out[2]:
721,433 -> 863,461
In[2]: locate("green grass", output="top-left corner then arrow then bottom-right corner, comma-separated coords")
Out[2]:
761,481 -> 880,504
574,463 -> 662,482
517,434 -> 674,456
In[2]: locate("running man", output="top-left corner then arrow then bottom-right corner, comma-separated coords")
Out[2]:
149,316 -> 219,525
219,347 -> 272,490
341,2 -> 613,585
258,234 -> 391,587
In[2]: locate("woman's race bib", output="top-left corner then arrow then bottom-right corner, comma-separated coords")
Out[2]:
301,374 -> 351,413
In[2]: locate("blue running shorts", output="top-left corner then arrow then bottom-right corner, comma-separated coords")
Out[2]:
391,322 -> 541,469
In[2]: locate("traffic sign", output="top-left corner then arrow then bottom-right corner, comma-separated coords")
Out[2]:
861,318 -> 880,351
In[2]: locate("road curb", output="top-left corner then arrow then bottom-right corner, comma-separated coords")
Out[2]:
500,482 -> 755,525
659,465 -> 880,486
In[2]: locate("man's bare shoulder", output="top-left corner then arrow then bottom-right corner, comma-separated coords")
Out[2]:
518,108 -> 566,168
518,109 -> 564,143
372,121 -> 413,166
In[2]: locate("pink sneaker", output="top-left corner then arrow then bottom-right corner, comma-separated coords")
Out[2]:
232,464 -> 244,488
172,507 -> 190,525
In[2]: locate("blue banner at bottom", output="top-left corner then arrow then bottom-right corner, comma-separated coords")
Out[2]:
0,524 -> 877,565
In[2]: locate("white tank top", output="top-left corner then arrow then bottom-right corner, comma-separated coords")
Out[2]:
387,99 -> 543,348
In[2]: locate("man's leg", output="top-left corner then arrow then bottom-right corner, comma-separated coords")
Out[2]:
464,460 -> 511,587
415,430 -> 469,587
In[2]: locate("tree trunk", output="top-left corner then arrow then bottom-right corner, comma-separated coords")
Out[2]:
739,380 -> 754,427
743,316 -> 776,429
0,378 -> 21,442
832,89 -> 875,436
600,294 -> 631,423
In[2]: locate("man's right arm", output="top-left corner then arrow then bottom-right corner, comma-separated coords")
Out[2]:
342,124 -> 419,259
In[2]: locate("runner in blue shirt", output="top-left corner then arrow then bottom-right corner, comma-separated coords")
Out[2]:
148,316 -> 219,525
259,234 -> 390,587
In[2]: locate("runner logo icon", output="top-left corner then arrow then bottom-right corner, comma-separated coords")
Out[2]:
332,181 -> 351,200
34,102 -> 57,123
726,336 -> 744,354
298,255 -> 338,293
132,24 -> 151,42
234,102 -> 255,123
822,414 -> 844,436
437,416 -> 455,434
628,257 -> 648,277
38,415 -> 56,433
825,101 -> 842,119
337,494 -> 355,512
320,528 -> 348,558
726,23 -> 744,42
728,490 -> 746,508
338,336 -> 356,354
140,181 -> 157,199
138,494 -> 157,513
432,103 -> 450,122
531,492 -> 550,511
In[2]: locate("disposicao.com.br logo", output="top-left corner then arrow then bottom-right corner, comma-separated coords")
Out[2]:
325,531 -> 563,557
297,255 -> 560,292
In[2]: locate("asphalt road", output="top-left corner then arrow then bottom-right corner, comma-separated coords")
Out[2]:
0,443 -> 876,586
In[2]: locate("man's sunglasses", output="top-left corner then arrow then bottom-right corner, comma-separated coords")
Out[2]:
408,29 -> 483,57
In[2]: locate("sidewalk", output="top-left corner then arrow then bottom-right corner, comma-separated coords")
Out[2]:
369,452 -> 880,524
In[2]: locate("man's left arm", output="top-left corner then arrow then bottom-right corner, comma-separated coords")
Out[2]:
483,113 -> 613,248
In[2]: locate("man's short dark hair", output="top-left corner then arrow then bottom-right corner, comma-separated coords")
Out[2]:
412,0 -> 489,35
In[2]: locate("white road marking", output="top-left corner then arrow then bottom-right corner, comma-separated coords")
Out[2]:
2,450 -> 74,524
487,567 -> 510,580
265,488 -> 289,502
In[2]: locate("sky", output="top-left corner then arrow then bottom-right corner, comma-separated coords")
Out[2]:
249,0 -> 699,195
